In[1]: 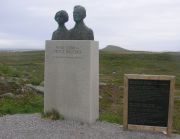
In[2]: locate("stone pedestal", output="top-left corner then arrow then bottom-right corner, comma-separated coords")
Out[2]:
44,40 -> 99,123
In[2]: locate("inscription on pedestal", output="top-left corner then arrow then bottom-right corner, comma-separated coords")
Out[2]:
53,46 -> 83,58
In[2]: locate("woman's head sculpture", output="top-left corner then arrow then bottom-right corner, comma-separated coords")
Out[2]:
54,10 -> 69,25
51,10 -> 69,40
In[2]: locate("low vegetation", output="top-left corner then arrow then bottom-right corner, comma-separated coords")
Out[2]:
0,92 -> 43,116
0,50 -> 180,133
41,109 -> 64,120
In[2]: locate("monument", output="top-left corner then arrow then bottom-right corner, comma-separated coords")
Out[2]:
123,74 -> 175,136
44,6 -> 99,123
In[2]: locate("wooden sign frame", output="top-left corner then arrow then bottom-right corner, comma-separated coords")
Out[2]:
123,74 -> 175,136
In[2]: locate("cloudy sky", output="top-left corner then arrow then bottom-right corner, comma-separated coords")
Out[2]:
0,0 -> 180,51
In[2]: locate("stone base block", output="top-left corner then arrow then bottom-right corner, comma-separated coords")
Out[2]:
44,40 -> 99,123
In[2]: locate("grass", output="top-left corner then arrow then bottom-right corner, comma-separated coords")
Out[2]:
99,51 -> 180,134
173,100 -> 180,133
99,84 -> 123,123
100,51 -> 180,88
0,50 -> 180,133
41,109 -> 64,120
99,113 -> 122,123
0,92 -> 43,116
0,51 -> 44,85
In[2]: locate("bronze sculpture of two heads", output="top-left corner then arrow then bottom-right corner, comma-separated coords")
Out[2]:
52,5 -> 94,40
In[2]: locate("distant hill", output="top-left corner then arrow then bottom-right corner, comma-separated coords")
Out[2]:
163,51 -> 180,55
100,45 -> 161,54
101,45 -> 130,53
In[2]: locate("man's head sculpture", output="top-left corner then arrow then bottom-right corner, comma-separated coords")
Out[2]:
69,5 -> 94,40
73,5 -> 86,23
51,10 -> 69,40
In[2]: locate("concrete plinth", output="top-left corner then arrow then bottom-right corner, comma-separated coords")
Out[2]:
44,40 -> 99,123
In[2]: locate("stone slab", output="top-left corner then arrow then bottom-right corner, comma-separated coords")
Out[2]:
44,40 -> 99,123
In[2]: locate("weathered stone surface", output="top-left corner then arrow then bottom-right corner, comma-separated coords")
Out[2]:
99,82 -> 107,86
0,76 -> 22,95
0,93 -> 15,98
39,81 -> 44,87
175,96 -> 180,100
44,40 -> 99,123
25,84 -> 44,95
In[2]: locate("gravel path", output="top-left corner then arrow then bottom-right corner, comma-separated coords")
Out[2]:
0,114 -> 179,139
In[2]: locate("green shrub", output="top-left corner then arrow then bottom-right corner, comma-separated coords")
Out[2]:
30,77 -> 41,85
99,113 -> 122,124
41,109 -> 64,120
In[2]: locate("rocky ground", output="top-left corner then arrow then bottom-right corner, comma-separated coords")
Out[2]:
0,114 -> 179,139
0,76 -> 44,99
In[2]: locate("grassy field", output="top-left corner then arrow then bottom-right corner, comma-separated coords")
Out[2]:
0,50 -> 180,133
0,51 -> 44,85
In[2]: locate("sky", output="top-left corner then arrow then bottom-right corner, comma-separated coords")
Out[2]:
0,0 -> 180,51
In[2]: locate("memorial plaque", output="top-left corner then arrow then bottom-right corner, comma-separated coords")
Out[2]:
123,74 -> 175,136
128,79 -> 170,126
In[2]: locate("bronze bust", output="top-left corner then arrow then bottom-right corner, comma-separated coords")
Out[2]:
69,5 -> 94,40
52,10 -> 69,40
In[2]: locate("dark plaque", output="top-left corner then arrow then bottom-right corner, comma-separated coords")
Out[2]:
128,79 -> 170,127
